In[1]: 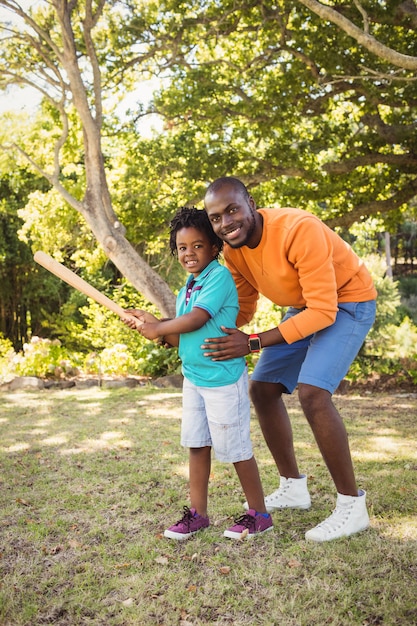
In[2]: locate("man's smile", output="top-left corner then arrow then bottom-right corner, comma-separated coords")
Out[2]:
222,225 -> 242,240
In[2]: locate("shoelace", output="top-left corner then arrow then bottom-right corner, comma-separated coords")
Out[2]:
175,506 -> 195,529
269,484 -> 289,499
315,503 -> 352,532
233,512 -> 256,529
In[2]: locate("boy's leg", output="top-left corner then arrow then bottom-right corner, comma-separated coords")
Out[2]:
233,456 -> 266,513
189,446 -> 211,518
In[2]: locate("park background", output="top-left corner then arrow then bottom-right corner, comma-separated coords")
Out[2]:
0,0 -> 417,388
0,3 -> 417,625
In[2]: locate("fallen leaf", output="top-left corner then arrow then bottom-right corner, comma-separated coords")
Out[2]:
16,498 -> 29,507
155,556 -> 169,565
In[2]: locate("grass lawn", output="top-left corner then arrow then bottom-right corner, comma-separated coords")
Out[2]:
0,385 -> 416,626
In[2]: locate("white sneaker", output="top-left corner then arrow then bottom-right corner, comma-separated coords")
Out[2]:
305,489 -> 370,542
244,474 -> 311,513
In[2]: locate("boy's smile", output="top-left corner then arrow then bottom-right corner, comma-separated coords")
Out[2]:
176,226 -> 219,277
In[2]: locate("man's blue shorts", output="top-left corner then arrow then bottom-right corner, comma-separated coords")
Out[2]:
251,301 -> 377,394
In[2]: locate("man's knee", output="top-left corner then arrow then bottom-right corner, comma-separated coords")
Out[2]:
249,380 -> 284,408
298,383 -> 332,412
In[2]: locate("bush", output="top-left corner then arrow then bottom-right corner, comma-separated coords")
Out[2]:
4,255 -> 416,385
0,333 -> 16,383
10,336 -> 82,378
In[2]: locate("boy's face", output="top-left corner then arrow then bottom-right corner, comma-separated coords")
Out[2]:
176,226 -> 218,277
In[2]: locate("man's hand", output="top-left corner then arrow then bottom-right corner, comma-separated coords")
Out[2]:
201,326 -> 249,361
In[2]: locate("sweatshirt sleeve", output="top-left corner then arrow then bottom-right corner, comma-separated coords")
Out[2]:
278,217 -> 339,344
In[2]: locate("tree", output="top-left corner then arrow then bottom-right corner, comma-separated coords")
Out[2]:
0,0 -> 176,317
146,0 -> 417,230
0,152 -> 68,349
1,0 -> 416,339
297,0 -> 417,70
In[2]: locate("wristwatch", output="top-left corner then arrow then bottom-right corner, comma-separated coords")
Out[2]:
248,333 -> 262,353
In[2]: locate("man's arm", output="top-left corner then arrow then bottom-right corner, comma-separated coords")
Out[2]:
201,325 -> 286,361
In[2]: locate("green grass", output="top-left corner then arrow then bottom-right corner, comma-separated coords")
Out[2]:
0,386 -> 416,625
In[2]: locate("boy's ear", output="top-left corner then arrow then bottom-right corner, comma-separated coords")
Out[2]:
211,243 -> 220,258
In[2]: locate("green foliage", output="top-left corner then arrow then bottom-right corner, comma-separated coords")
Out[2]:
346,255 -> 417,383
397,276 -> 417,324
10,336 -> 82,379
83,344 -> 137,376
0,333 -> 15,382
0,332 -> 13,358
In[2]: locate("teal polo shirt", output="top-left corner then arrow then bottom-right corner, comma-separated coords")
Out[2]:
176,260 -> 246,387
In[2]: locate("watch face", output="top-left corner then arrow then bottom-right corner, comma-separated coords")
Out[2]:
249,337 -> 261,352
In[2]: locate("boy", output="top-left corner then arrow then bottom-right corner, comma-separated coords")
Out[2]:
125,207 -> 272,540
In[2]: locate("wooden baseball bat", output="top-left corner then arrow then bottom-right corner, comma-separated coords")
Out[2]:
34,251 -> 137,322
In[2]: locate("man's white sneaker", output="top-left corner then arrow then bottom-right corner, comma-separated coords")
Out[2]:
244,474 -> 311,513
305,489 -> 370,542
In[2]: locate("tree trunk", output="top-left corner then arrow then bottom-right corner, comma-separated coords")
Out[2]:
51,0 -> 176,319
385,232 -> 393,279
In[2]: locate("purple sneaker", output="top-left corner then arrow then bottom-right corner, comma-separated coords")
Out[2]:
223,509 -> 273,540
164,506 -> 210,540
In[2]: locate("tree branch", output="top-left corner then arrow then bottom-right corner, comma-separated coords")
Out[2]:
297,0 -> 417,70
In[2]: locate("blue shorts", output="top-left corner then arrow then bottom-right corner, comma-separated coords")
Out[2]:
181,368 -> 253,463
251,301 -> 377,394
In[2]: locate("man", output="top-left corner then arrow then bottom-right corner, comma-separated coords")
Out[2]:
202,176 -> 377,542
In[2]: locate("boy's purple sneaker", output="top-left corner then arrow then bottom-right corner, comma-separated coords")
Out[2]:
223,509 -> 273,540
164,506 -> 210,540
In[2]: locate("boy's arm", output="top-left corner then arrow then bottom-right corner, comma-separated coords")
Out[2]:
140,307 -> 210,342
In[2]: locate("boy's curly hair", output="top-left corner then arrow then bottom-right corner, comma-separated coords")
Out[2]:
169,206 -> 223,259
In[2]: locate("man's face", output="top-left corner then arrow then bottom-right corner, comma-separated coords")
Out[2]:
204,184 -> 261,249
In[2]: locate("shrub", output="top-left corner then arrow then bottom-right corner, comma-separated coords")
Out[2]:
11,336 -> 82,378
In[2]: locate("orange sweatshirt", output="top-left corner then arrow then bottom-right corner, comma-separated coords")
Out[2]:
224,208 -> 377,344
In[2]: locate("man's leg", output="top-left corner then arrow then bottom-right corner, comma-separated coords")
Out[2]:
297,384 -> 357,495
249,380 -> 299,478
247,380 -> 311,512
297,383 -> 369,542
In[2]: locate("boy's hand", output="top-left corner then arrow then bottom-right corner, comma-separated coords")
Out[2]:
123,309 -> 159,331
